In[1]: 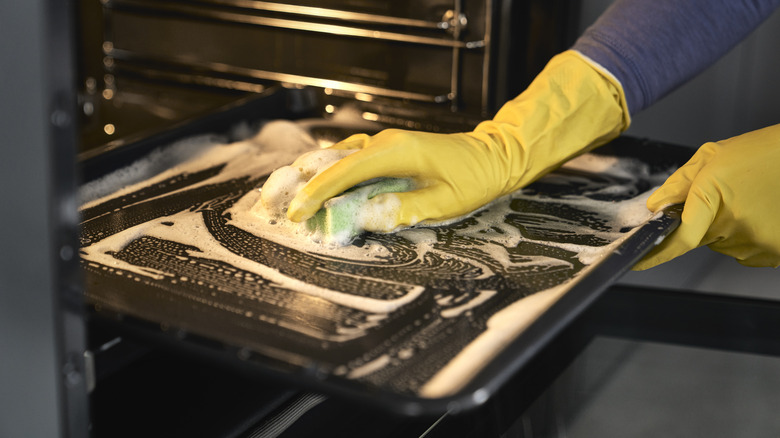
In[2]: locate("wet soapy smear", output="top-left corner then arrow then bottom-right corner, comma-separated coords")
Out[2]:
82,209 -> 423,315
81,120 -> 317,210
420,282 -> 571,397
80,119 -> 670,398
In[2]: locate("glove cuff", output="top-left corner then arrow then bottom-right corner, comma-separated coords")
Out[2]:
473,50 -> 632,196
570,50 -> 632,131
489,49 -> 631,143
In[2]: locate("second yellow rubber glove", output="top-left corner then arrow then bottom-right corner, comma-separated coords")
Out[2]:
634,123 -> 780,270
287,50 -> 630,231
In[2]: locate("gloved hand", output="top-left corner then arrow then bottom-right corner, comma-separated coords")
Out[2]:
287,50 -> 630,231
634,123 -> 780,270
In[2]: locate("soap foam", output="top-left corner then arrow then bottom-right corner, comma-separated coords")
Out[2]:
354,191 -> 404,232
258,148 -> 356,222
81,207 -> 424,315
79,134 -> 223,205
80,120 -> 321,212
420,283 -> 570,398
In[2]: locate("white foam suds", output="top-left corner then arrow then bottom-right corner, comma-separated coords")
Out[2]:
80,120 -> 318,211
417,226 -> 649,398
257,146 -> 414,244
79,134 -> 225,205
440,290 -> 497,318
562,153 -> 643,180
258,148 -> 357,220
229,188 -> 396,260
348,354 -> 392,379
420,283 -> 571,398
81,209 -> 423,314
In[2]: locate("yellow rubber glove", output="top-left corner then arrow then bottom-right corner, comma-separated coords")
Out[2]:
287,50 -> 630,231
634,123 -> 780,270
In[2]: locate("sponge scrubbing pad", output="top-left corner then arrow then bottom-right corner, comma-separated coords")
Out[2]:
306,178 -> 414,245
257,147 -> 414,246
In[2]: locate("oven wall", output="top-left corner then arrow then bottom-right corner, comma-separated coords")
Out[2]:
1,1 -> 88,437
0,1 -> 63,435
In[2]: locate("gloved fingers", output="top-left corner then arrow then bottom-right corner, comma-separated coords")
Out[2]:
631,222 -> 699,270
287,142 -> 425,222
709,239 -> 780,268
632,186 -> 718,271
707,213 -> 780,268
646,142 -> 719,212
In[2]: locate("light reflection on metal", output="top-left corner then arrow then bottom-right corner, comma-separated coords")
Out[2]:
448,0 -> 463,111
100,0 -> 493,113
324,105 -> 335,114
85,77 -> 97,93
108,48 -> 450,103
202,0 -> 445,30
106,0 -> 485,49
481,0 -> 493,116
362,112 -> 380,122
440,9 -> 468,32
103,123 -> 116,135
111,65 -> 268,94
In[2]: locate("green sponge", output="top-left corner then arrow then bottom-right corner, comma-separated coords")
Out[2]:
306,178 -> 414,244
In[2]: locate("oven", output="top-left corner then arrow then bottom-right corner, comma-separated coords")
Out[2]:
6,1 -> 780,437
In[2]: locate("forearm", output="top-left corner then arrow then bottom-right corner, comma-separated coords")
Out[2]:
573,0 -> 780,114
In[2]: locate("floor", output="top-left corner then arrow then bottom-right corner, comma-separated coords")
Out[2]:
534,248 -> 780,437
560,338 -> 780,438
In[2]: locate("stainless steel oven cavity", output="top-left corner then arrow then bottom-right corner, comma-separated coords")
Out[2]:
77,0 -> 578,152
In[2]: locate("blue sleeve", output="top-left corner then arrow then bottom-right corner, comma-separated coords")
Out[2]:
572,0 -> 780,114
